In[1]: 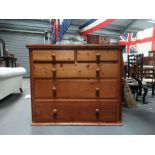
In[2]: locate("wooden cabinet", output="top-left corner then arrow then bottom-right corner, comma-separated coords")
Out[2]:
27,44 -> 124,125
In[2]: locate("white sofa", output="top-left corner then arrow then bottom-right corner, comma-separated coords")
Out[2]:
0,67 -> 26,100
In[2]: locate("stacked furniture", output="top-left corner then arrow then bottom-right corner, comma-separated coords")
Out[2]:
127,54 -> 148,104
27,44 -> 124,125
143,51 -> 155,96
127,54 -> 143,80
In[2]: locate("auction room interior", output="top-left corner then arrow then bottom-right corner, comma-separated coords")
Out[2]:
0,19 -> 155,135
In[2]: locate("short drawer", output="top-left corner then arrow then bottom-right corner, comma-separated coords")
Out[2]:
77,50 -> 120,61
33,63 -> 119,78
32,50 -> 74,62
34,79 -> 118,99
33,100 -> 117,123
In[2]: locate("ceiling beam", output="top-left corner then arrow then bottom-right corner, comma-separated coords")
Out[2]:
119,19 -> 138,34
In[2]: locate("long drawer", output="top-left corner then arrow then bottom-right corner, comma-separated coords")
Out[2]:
32,50 -> 75,62
77,50 -> 119,61
33,63 -> 119,78
34,79 -> 118,99
33,100 -> 117,123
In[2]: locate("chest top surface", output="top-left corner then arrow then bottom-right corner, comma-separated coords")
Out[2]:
26,44 -> 125,51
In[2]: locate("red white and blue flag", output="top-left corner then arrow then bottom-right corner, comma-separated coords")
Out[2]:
79,19 -> 115,35
120,27 -> 155,55
51,19 -> 72,44
120,32 -> 138,54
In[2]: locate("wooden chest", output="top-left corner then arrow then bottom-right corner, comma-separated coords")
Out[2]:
27,44 -> 124,125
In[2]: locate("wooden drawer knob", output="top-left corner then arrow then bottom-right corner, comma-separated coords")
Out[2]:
52,86 -> 57,96
52,68 -> 56,72
96,87 -> 100,97
51,53 -> 56,61
96,52 -> 100,62
53,109 -> 57,118
96,68 -> 100,72
95,108 -> 100,118
52,68 -> 56,77
96,68 -> 100,77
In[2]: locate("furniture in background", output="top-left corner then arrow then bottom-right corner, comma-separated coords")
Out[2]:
126,54 -> 148,103
126,70 -> 148,104
0,67 -> 26,100
148,50 -> 155,64
0,56 -> 17,67
86,34 -> 110,44
127,54 -> 143,80
0,38 -> 17,67
27,44 -> 124,125
143,51 -> 155,96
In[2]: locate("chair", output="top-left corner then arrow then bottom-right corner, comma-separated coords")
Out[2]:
127,54 -> 148,104
143,51 -> 155,96
127,53 -> 144,80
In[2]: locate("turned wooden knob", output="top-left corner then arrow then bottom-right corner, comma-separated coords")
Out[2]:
51,53 -> 56,60
53,109 -> 57,118
52,68 -> 56,77
96,87 -> 100,97
52,86 -> 57,96
96,68 -> 100,72
96,108 -> 100,113
96,68 -> 100,77
52,68 -> 56,72
95,108 -> 100,118
96,52 -> 100,61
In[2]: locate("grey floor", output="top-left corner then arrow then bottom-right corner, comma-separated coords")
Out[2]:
0,78 -> 155,135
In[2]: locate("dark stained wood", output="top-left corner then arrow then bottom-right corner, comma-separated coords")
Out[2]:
33,100 -> 117,123
27,44 -> 123,125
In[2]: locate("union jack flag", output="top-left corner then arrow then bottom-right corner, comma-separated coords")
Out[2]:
119,32 -> 138,55
120,27 -> 155,55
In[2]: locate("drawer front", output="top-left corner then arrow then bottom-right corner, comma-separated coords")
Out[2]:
33,63 -> 119,78
34,79 -> 118,99
33,100 -> 117,123
77,50 -> 119,61
32,50 -> 74,62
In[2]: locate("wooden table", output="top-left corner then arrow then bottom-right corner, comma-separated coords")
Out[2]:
126,78 -> 148,104
0,56 -> 17,67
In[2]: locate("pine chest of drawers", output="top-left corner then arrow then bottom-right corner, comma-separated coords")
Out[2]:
27,44 -> 124,125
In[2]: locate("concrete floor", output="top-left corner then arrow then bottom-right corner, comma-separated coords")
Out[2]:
0,78 -> 155,135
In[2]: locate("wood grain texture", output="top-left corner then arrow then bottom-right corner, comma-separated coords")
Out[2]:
33,50 -> 74,62
26,44 -> 125,50
33,100 -> 117,123
77,50 -> 119,61
33,63 -> 119,78
34,79 -> 118,99
27,44 -> 123,125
